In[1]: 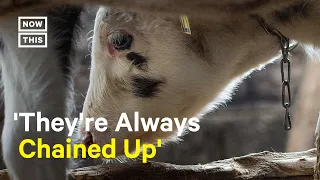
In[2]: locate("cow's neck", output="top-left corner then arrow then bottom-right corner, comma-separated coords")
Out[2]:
190,0 -> 320,80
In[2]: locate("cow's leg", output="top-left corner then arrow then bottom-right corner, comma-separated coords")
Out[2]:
0,6 -> 82,180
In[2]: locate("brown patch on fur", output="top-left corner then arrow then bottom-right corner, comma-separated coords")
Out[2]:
131,76 -> 164,98
126,52 -> 148,69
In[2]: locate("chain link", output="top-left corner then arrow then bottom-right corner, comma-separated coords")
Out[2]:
259,17 -> 294,130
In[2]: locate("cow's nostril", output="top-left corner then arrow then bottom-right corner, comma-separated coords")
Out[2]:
82,132 -> 94,147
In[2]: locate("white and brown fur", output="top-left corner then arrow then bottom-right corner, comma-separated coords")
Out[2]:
0,0 -> 320,180
81,1 -> 320,158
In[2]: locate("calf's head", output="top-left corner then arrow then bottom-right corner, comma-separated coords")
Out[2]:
79,6 -> 278,157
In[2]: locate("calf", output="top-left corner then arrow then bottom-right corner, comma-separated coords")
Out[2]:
1,0 -> 320,180
81,2 -> 320,159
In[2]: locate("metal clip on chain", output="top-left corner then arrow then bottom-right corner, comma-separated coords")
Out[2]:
259,18 -> 293,130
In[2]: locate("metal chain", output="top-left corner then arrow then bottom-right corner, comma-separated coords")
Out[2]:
259,18 -> 294,130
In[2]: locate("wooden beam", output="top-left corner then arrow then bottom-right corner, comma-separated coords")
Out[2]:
0,0 -> 302,20
0,148 -> 316,180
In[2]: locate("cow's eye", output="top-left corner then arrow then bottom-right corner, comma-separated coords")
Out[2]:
113,33 -> 133,51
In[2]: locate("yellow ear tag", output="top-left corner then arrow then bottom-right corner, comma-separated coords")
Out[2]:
180,15 -> 191,35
